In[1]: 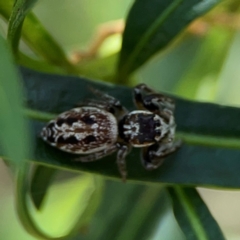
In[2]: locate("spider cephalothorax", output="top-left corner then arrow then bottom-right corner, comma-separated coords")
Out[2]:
41,84 -> 181,181
119,110 -> 170,147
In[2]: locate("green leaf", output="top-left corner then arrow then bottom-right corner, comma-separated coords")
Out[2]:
0,35 -> 29,167
70,175 -> 104,234
71,182 -> 170,240
19,13 -> 75,72
76,53 -> 119,83
114,186 -> 168,240
167,187 -> 225,240
18,53 -> 67,75
175,26 -> 235,99
30,165 -> 57,210
16,163 -> 104,239
0,0 -> 15,19
3,67 -> 240,188
7,0 -> 38,56
15,164 -> 50,239
117,0 -> 222,80
2,0 -> 73,72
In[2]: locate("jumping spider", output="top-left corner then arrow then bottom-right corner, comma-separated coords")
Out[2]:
41,84 -> 181,181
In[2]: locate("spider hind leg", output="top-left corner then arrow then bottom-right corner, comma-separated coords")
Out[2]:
78,87 -> 128,120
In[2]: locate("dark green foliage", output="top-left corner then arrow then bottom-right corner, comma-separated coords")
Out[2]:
118,0 -> 222,80
168,187 -> 225,240
18,67 -> 240,189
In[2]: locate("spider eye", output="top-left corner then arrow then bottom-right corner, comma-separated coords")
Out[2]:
155,129 -> 161,135
155,128 -> 162,137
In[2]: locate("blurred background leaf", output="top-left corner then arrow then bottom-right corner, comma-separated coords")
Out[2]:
7,0 -> 39,56
215,32 -> 240,105
168,187 -> 225,240
174,26 -> 234,100
117,0 -> 222,82
69,181 -> 185,240
16,164 -> 104,239
0,0 -> 74,73
0,35 -> 29,168
30,165 -> 57,210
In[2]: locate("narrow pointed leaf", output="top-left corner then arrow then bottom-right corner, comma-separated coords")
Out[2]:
16,164 -> 104,239
30,165 -> 57,210
73,176 -> 104,230
114,187 -> 168,240
71,182 -> 169,240
0,36 -> 29,167
117,0 -> 222,80
2,67 -> 240,187
15,164 -> 53,239
167,187 -> 225,240
20,13 -> 74,72
7,0 -> 38,56
175,27 -> 234,99
2,0 -> 73,72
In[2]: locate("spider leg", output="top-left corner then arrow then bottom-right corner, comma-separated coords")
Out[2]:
116,144 -> 131,182
158,109 -> 176,141
74,145 -> 117,162
141,140 -> 181,170
88,87 -> 128,119
133,84 -> 175,117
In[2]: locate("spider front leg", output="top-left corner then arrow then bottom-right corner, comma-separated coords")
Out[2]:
141,140 -> 182,170
133,84 -> 175,116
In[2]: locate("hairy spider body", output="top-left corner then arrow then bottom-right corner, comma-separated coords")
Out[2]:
119,110 -> 169,147
41,84 -> 181,181
41,107 -> 118,154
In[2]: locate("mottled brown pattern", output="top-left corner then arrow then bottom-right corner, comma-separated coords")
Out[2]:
41,107 -> 118,154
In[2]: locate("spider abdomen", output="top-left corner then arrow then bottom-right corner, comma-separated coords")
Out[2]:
41,107 -> 118,154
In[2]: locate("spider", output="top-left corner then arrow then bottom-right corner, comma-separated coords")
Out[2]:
41,84 -> 181,181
